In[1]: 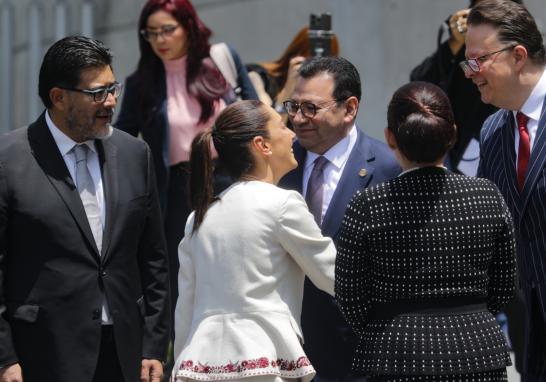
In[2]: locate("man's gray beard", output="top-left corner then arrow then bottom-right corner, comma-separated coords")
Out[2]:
95,123 -> 113,140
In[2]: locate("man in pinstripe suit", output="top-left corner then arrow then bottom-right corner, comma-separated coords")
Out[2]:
462,0 -> 546,380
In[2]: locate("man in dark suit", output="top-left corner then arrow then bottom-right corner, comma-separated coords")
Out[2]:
0,36 -> 170,382
463,1 -> 546,380
279,56 -> 400,382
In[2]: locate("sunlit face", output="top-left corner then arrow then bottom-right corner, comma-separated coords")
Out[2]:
264,106 -> 297,181
146,10 -> 187,61
289,73 -> 351,155
464,23 -> 518,109
62,65 -> 116,142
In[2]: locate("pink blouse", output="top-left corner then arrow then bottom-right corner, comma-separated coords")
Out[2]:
163,55 -> 226,165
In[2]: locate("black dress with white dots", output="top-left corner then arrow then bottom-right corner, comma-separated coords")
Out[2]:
335,166 -> 516,382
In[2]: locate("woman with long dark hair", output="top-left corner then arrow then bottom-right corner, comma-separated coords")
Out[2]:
116,0 -> 257,315
336,82 -> 517,381
171,100 -> 336,382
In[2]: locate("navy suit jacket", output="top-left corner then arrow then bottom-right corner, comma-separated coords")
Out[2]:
478,102 -> 546,337
279,128 -> 400,378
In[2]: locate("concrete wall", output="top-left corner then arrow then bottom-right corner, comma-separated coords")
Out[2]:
2,0 -> 545,140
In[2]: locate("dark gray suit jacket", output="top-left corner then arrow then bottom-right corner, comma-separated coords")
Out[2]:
0,113 -> 170,382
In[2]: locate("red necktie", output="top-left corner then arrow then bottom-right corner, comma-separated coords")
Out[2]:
517,112 -> 530,192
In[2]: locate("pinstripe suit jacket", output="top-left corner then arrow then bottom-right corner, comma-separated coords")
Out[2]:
477,101 -> 546,323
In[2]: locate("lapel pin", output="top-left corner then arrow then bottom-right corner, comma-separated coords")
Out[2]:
358,169 -> 367,177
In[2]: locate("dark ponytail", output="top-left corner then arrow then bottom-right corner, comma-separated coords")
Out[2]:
190,100 -> 270,234
190,130 -> 216,233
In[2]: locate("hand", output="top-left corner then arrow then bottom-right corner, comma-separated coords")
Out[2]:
448,9 -> 470,55
0,363 -> 23,382
140,359 -> 163,382
275,56 -> 306,105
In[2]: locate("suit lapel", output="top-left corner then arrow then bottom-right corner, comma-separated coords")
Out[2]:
322,130 -> 374,238
96,138 -> 118,261
28,114 -> 100,258
520,100 -> 546,218
500,111 -> 522,220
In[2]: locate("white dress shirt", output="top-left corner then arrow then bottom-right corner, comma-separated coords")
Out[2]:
45,110 -> 111,324
303,124 -> 358,223
514,67 -> 546,159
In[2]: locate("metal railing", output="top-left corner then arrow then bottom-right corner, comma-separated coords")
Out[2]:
0,0 -> 94,133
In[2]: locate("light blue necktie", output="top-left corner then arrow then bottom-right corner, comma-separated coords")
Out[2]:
73,144 -> 103,252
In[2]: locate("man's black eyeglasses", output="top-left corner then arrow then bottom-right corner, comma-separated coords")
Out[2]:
61,82 -> 123,103
283,99 -> 343,119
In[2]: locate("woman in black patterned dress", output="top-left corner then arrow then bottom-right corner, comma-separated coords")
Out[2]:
335,81 -> 516,382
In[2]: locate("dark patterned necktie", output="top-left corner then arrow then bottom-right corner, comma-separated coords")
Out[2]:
305,156 -> 329,226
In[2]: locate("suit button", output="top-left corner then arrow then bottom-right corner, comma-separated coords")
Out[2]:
101,270 -> 107,277
92,309 -> 101,320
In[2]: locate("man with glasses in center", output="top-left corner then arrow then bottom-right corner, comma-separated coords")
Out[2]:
463,0 -> 546,380
280,56 -> 399,382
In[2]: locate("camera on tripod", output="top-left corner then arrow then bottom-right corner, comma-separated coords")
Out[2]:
309,13 -> 333,57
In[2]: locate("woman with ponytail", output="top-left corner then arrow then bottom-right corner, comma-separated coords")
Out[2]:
172,100 -> 336,382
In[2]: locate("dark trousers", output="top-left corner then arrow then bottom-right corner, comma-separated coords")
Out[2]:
164,164 -> 192,331
92,326 -> 124,382
504,286 -> 526,372
522,288 -> 546,381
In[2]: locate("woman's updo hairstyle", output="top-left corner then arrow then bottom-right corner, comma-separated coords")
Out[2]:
387,81 -> 456,163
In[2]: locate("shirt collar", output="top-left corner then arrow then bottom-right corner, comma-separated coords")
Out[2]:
45,110 -> 96,155
305,124 -> 357,170
515,66 -> 546,122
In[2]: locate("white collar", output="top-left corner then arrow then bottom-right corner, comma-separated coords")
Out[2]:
514,66 -> 546,122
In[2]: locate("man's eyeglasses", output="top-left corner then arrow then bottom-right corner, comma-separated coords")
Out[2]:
140,25 -> 179,41
283,99 -> 343,119
459,45 -> 516,76
61,82 -> 123,103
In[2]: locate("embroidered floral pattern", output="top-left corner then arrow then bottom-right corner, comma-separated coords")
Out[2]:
178,356 -> 311,375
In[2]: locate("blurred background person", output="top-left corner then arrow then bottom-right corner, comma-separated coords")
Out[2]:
336,81 -> 516,382
246,26 -> 339,113
410,0 -> 523,172
115,0 -> 257,322
171,100 -> 336,382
